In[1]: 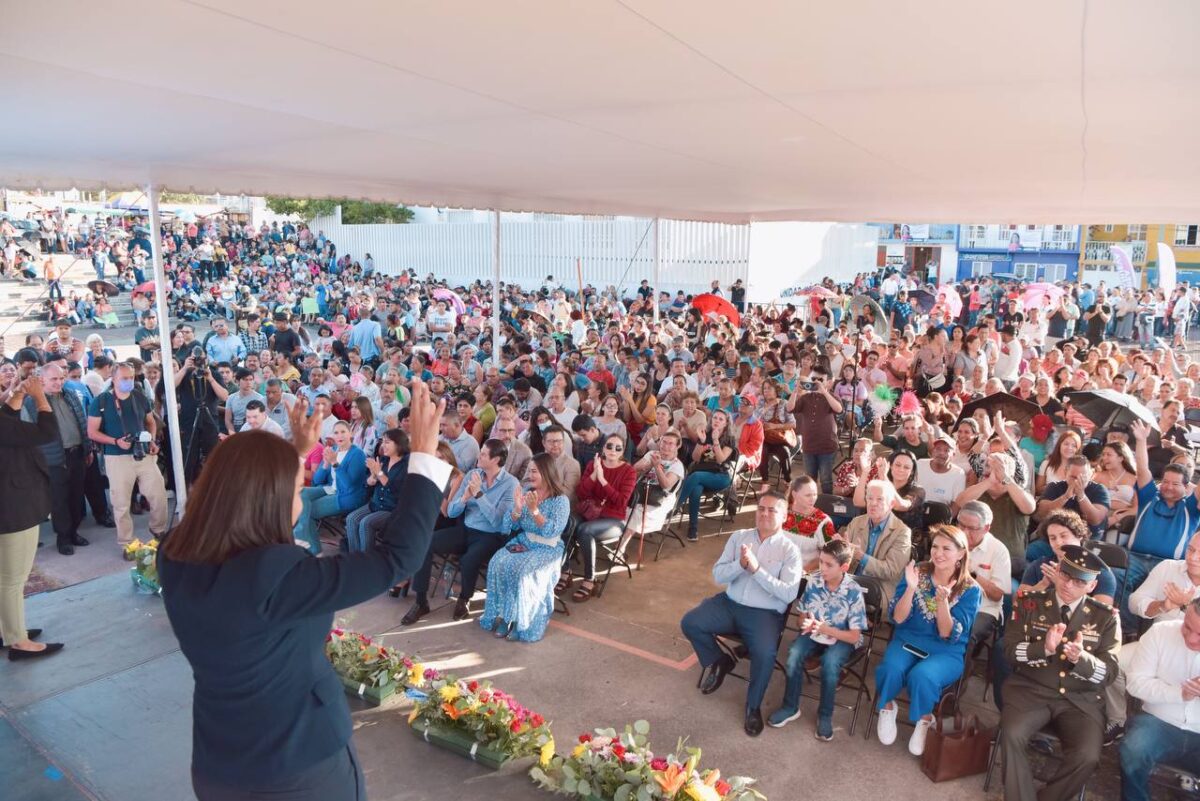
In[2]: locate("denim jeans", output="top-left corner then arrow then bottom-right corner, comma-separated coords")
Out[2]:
1115,551 -> 1162,635
1119,712 -> 1200,801
343,505 -> 391,553
802,452 -> 835,494
780,635 -> 854,721
677,471 -> 732,534
294,486 -> 343,555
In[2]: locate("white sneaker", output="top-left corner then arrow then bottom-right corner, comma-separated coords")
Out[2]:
908,718 -> 932,756
877,704 -> 898,745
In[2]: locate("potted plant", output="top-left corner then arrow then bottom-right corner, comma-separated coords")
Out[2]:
324,627 -> 426,706
408,674 -> 554,770
530,721 -> 764,801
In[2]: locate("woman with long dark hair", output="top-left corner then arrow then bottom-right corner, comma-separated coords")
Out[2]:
158,382 -> 448,801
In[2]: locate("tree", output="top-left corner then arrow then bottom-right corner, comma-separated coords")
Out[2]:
265,196 -> 413,224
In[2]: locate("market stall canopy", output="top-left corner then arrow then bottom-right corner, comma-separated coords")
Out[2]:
2,1 -> 1199,223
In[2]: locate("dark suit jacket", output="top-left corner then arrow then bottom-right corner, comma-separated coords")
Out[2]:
0,407 -> 58,533
159,460 -> 446,787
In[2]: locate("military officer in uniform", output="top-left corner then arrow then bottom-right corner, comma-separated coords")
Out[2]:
999,545 -> 1120,801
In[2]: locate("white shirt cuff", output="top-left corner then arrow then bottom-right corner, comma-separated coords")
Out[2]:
407,451 -> 452,491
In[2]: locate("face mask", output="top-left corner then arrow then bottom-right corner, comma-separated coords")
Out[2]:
538,421 -> 551,432
116,379 -> 135,393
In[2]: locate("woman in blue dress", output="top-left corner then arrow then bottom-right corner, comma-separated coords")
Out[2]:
874,524 -> 980,757
481,453 -> 570,642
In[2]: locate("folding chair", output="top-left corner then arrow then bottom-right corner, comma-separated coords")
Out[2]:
863,648 -> 972,741
814,493 -> 863,524
720,460 -> 762,533
1087,540 -> 1129,602
701,583 -> 806,686
797,574 -> 885,736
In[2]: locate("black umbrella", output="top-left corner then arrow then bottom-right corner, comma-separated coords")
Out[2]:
1065,390 -> 1159,433
87,279 -> 119,297
957,392 -> 1043,429
908,289 -> 936,314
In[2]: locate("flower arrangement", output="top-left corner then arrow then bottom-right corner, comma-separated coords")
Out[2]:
324,627 -> 425,702
409,673 -> 553,768
127,538 -> 160,593
530,721 -> 764,801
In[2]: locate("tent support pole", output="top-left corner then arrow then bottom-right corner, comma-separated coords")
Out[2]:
492,210 -> 501,363
146,184 -> 188,519
652,217 -> 661,324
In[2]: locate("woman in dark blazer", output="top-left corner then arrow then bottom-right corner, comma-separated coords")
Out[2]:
0,375 -> 64,660
158,381 -> 448,801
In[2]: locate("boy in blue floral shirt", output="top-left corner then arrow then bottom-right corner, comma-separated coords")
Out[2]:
768,539 -> 868,740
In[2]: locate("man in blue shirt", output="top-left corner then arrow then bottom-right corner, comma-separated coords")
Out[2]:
347,313 -> 384,365
1121,421 -> 1200,632
204,319 -> 246,366
680,492 -> 802,737
401,439 -> 518,626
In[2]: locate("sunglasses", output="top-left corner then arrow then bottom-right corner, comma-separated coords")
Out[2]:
603,443 -> 624,451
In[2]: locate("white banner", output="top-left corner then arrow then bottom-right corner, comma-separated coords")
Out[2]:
1159,243 -> 1177,294
900,223 -> 929,240
1111,245 -> 1136,290
1007,228 -> 1043,251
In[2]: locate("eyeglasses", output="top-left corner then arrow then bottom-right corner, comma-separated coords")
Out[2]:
604,443 -> 624,451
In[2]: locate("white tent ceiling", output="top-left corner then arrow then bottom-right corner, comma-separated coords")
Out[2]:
2,0 -> 1199,223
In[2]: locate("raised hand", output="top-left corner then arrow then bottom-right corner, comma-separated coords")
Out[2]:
289,397 -> 324,456
1130,419 -> 1151,443
904,560 -> 919,588
407,379 -> 446,455
1044,622 -> 1067,654
1062,631 -> 1085,664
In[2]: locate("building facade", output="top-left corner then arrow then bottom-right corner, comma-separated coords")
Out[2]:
956,225 -> 1081,283
867,223 -> 959,286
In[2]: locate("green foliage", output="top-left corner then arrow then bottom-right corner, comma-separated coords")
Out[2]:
159,191 -> 209,204
265,196 -> 413,224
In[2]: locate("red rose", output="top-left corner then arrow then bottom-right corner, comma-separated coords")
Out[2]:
715,780 -> 732,796
579,734 -> 592,743
530,714 -> 545,728
510,720 -> 523,733
612,744 -> 626,757
467,681 -> 479,692
650,758 -> 669,771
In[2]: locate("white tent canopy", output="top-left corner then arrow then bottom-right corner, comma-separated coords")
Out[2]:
2,0 -> 1199,224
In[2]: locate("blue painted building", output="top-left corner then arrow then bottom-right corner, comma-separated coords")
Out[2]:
955,224 -> 1081,282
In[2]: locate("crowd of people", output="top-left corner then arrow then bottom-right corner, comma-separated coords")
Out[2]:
2,208 -> 1200,799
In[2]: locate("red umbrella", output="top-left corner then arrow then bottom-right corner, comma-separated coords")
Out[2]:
691,293 -> 740,326
796,286 -> 837,299
132,281 -> 157,296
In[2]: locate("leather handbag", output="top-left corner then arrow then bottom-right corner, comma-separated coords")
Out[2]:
920,697 -> 995,783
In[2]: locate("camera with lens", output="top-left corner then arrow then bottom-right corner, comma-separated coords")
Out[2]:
125,431 -> 154,461
190,345 -> 209,376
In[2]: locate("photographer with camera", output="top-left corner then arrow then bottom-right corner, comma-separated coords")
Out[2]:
87,362 -> 169,548
169,345 -> 231,484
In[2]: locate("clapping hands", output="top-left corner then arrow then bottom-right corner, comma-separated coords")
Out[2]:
903,560 -> 920,588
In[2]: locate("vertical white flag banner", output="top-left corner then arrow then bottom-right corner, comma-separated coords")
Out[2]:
1159,243 -> 1178,294
1111,245 -> 1135,290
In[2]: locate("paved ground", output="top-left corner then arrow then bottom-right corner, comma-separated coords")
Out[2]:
3,256 -> 1196,800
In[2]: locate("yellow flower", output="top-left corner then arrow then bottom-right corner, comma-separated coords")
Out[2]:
438,684 -> 460,702
684,780 -> 721,801
540,738 -> 555,767
571,744 -> 586,759
407,662 -> 424,684
655,764 -> 688,796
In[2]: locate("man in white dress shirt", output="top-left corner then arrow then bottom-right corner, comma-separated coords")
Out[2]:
680,492 -> 802,738
1120,598 -> 1200,801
